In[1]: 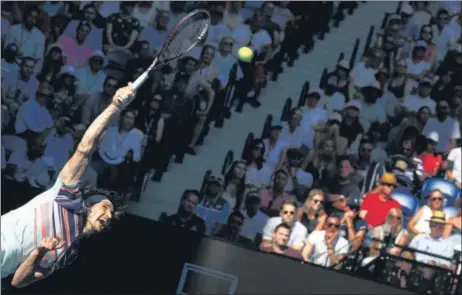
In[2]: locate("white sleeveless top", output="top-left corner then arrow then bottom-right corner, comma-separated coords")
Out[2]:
415,205 -> 447,235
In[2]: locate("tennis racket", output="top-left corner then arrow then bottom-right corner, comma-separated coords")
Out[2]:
118,9 -> 210,104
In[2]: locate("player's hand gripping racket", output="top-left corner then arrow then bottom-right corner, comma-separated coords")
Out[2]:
118,9 -> 210,105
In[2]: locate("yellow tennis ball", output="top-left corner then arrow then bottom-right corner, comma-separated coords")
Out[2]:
238,46 -> 254,63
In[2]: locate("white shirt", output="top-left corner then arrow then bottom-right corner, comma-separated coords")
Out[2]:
15,99 -> 53,134
0,178 -> 75,278
409,234 -> 455,266
301,107 -> 327,131
350,61 -> 378,88
250,29 -> 272,54
212,53 -> 244,86
245,164 -> 272,188
433,23 -> 460,62
5,24 -> 45,65
402,95 -> 436,114
406,58 -> 431,75
240,210 -> 269,240
1,59 -> 20,75
285,169 -> 314,192
263,139 -> 289,168
319,92 -> 346,116
43,130 -> 74,171
306,230 -> 350,267
98,127 -> 144,165
448,147 -> 462,183
206,23 -> 231,48
6,151 -> 49,184
2,71 -> 39,105
422,117 -> 461,153
359,103 -> 387,132
75,66 -> 106,95
280,121 -> 314,150
139,26 -> 168,53
263,217 -> 308,249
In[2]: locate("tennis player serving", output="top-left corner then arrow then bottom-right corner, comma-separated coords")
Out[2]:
1,83 -> 135,288
1,9 -> 210,289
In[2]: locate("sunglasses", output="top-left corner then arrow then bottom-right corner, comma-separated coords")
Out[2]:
431,197 -> 443,202
327,223 -> 340,229
91,58 -> 104,64
360,148 -> 372,153
222,42 -> 233,46
312,199 -> 324,204
430,222 -> 444,228
390,215 -> 402,220
230,219 -> 243,226
382,183 -> 395,187
283,210 -> 295,215
37,92 -> 51,98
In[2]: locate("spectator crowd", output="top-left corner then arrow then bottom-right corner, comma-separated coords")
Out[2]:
158,2 -> 461,294
1,1 -> 461,295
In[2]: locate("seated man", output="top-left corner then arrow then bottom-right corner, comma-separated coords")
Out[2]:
240,192 -> 269,243
259,169 -> 295,217
194,175 -> 231,235
162,190 -> 206,235
261,200 -> 307,251
260,223 -> 303,260
359,172 -> 401,228
409,211 -> 455,268
301,214 -> 350,267
2,57 -> 40,115
212,211 -> 255,248
14,82 -> 54,140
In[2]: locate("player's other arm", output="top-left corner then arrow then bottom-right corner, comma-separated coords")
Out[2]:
59,84 -> 134,186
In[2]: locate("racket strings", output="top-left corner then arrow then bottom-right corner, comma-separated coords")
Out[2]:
161,10 -> 209,60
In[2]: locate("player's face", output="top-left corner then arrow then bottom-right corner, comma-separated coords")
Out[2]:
85,200 -> 114,233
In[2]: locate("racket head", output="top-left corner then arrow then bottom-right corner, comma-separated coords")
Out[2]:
156,9 -> 210,65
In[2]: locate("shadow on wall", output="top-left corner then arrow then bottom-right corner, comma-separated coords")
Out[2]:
10,214 -> 415,295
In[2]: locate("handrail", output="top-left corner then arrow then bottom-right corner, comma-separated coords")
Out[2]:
297,81 -> 310,107
381,12 -> 390,30
281,97 -> 292,121
350,39 -> 360,69
363,26 -> 375,57
261,114 -> 273,139
319,68 -> 328,89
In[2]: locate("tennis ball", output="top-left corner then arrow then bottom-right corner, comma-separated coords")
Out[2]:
238,46 -> 254,63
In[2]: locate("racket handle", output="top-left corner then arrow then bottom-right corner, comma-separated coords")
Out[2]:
117,72 -> 150,104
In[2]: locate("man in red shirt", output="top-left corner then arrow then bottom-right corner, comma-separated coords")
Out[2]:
419,132 -> 442,177
359,172 -> 401,228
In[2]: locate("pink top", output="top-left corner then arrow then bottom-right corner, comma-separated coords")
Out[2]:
58,35 -> 93,67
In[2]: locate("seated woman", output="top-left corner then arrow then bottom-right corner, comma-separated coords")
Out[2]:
363,208 -> 409,265
243,138 -> 272,190
408,189 -> 446,236
295,189 -> 327,234
93,109 -> 144,193
222,160 -> 247,211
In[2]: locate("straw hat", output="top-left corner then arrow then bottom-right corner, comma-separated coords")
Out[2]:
426,211 -> 447,224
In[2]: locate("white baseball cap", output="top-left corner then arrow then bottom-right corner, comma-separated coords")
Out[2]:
426,131 -> 439,143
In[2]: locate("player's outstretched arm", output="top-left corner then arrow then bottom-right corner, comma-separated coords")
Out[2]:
59,83 -> 134,186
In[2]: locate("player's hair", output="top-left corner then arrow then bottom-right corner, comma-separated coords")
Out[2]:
81,187 -> 127,220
